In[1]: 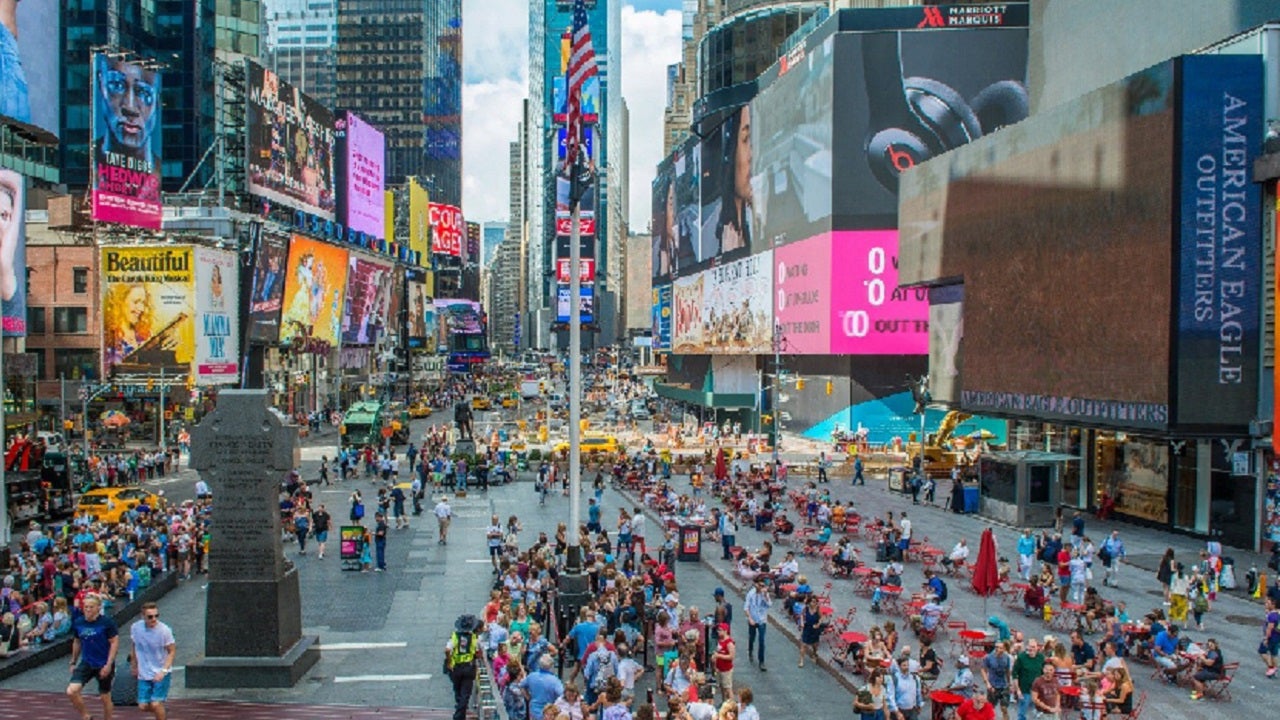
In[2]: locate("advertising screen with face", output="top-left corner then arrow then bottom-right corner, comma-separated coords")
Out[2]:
245,60 -> 337,220
405,267 -> 432,345
671,272 -> 705,354
0,0 -> 59,138
556,283 -> 595,325
100,246 -> 195,378
91,53 -> 163,229
246,232 -> 289,343
0,169 -> 25,337
341,254 -> 394,346
651,159 -> 675,283
279,235 -> 349,348
338,111 -> 385,238
193,247 -> 239,385
697,106 -> 755,272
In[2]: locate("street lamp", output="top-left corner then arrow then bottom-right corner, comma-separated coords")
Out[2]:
771,324 -> 790,485
910,374 -> 931,481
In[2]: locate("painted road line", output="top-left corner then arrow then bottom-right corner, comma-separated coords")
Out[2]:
333,673 -> 432,684
321,642 -> 409,651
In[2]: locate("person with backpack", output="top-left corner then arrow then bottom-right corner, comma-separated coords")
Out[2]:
585,629 -> 620,706
1098,531 -> 1126,588
444,614 -> 483,720
349,489 -> 365,523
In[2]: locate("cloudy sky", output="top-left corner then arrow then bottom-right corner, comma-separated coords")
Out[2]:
462,0 -> 683,228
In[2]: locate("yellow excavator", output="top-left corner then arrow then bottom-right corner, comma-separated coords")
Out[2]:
907,410 -> 973,479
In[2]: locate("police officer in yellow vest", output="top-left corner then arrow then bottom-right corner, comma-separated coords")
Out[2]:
444,614 -> 482,720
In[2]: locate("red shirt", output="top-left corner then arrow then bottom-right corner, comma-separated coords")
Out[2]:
956,698 -> 996,720
714,636 -> 735,671
1057,549 -> 1071,577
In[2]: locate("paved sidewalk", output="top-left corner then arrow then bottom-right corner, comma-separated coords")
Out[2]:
635,467 -> 1277,720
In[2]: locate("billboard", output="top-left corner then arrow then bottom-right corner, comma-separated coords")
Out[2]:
555,173 -> 597,241
246,232 -> 289,343
434,299 -> 483,352
193,247 -> 240,385
466,221 -> 480,264
750,34 -> 834,248
0,170 -> 25,336
1174,55 -> 1263,428
652,285 -> 672,352
341,254 -> 394,345
0,0 -> 59,138
556,126 -> 594,160
429,202 -> 463,256
279,235 -> 349,348
408,177 -> 430,260
674,141 -> 702,269
671,273 -> 704,353
775,231 -> 927,355
828,28 -> 1029,231
91,53 -> 163,229
337,112 -> 385,238
386,265 -> 404,340
101,246 -> 195,377
405,266 -> 433,346
697,108 -> 758,271
556,283 -> 595,325
651,159 -> 675,282
245,60 -> 337,220
899,61 -> 1176,431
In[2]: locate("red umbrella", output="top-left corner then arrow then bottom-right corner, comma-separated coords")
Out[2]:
971,527 -> 1001,602
714,448 -> 728,481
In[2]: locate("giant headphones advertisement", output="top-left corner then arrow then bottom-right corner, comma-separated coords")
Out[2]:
830,27 -> 1029,231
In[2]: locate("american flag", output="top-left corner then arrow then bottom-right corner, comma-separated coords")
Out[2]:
564,0 -> 598,173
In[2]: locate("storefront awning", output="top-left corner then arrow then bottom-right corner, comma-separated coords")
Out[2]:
983,450 -> 1081,463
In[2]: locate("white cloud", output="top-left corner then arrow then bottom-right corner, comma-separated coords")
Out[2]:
619,6 -> 682,229
461,78 -> 524,222
460,1 -> 682,227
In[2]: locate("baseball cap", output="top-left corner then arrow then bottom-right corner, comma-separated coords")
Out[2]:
718,623 -> 730,634
714,587 -> 725,597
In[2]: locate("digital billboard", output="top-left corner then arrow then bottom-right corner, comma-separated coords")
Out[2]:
245,60 -> 337,220
556,283 -> 595,325
0,170 -> 25,337
651,159 -> 675,283
670,252 -> 772,355
101,246 -> 195,378
696,108 -> 757,272
674,141 -> 702,269
829,28 -> 1029,231
466,221 -> 480,264
429,202 -> 463,256
671,273 -> 703,353
341,254 -> 394,345
750,34 -> 834,248
405,266 -> 433,347
555,173 -> 597,242
1174,55 -> 1263,428
434,299 -> 483,352
652,285 -> 672,352
899,61 -> 1176,431
193,247 -> 239,385
408,177 -> 430,260
337,111 -> 385,238
552,76 -> 600,125
386,265 -> 404,340
0,0 -> 59,138
556,126 -> 594,160
91,53 -> 163,230
246,232 -> 289,343
279,235 -> 349,348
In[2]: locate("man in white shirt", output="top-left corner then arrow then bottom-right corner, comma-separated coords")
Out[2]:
943,538 -> 970,572
129,601 -> 176,720
194,479 -> 211,500
434,496 -> 453,545
630,508 -> 647,555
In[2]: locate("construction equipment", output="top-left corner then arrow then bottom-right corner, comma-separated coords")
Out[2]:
907,410 -> 974,479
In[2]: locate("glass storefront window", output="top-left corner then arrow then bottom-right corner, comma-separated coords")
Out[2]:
1096,432 -> 1168,523
980,457 -> 1016,504
1210,441 -> 1255,549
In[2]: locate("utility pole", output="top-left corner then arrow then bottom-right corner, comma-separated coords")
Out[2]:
158,368 -> 166,450
771,324 -> 787,485
566,152 -> 594,547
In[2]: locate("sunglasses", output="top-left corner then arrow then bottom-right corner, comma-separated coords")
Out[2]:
145,613 -> 159,619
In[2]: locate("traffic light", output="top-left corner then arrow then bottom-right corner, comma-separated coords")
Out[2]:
826,380 -> 833,396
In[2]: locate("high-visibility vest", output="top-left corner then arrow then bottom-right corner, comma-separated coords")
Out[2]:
450,632 -> 477,667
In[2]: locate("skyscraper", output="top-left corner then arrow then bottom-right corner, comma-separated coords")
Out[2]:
264,0 -> 337,109
336,0 -> 462,200
527,0 -> 621,348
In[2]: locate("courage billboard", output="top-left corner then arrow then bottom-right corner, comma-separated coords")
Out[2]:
429,202 -> 463,256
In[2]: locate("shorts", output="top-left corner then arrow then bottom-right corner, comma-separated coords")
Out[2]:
314,530 -> 328,543
137,674 -> 172,704
1193,669 -> 1221,683
987,687 -> 1010,707
1259,637 -> 1280,657
489,545 -> 502,557
69,663 -> 114,693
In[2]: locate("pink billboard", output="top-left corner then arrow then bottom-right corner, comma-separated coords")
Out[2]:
774,231 -> 928,354
829,230 -> 928,355
774,234 -> 831,355
339,112 -> 386,238
429,203 -> 463,256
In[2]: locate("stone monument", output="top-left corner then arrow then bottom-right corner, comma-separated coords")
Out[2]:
184,390 -> 320,688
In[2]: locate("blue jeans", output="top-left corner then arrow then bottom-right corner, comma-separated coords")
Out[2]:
1016,690 -> 1033,720
747,622 -> 766,664
0,23 -> 30,124
375,539 -> 386,569
722,534 -> 735,559
455,473 -> 467,491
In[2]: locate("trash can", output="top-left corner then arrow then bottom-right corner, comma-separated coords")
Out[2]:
678,523 -> 703,562
963,485 -> 981,514
889,468 -> 906,492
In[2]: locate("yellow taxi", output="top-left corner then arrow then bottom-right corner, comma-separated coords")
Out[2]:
471,396 -> 492,411
552,434 -> 620,456
408,401 -> 432,418
76,486 -> 161,524
501,395 -> 518,409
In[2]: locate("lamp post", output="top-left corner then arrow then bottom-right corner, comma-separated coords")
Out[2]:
771,324 -> 789,485
910,374 -> 931,482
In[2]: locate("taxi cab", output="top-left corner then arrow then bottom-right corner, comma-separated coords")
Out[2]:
471,396 -> 492,411
408,401 -> 432,418
552,434 -> 620,456
77,486 -> 160,524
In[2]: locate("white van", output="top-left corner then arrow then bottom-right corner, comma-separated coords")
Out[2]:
36,431 -> 67,449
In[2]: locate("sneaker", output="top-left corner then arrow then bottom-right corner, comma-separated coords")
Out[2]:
1267,667 -> 1277,678
1190,692 -> 1203,700
759,665 -> 768,672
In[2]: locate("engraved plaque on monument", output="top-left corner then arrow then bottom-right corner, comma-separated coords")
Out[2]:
184,390 -> 319,688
